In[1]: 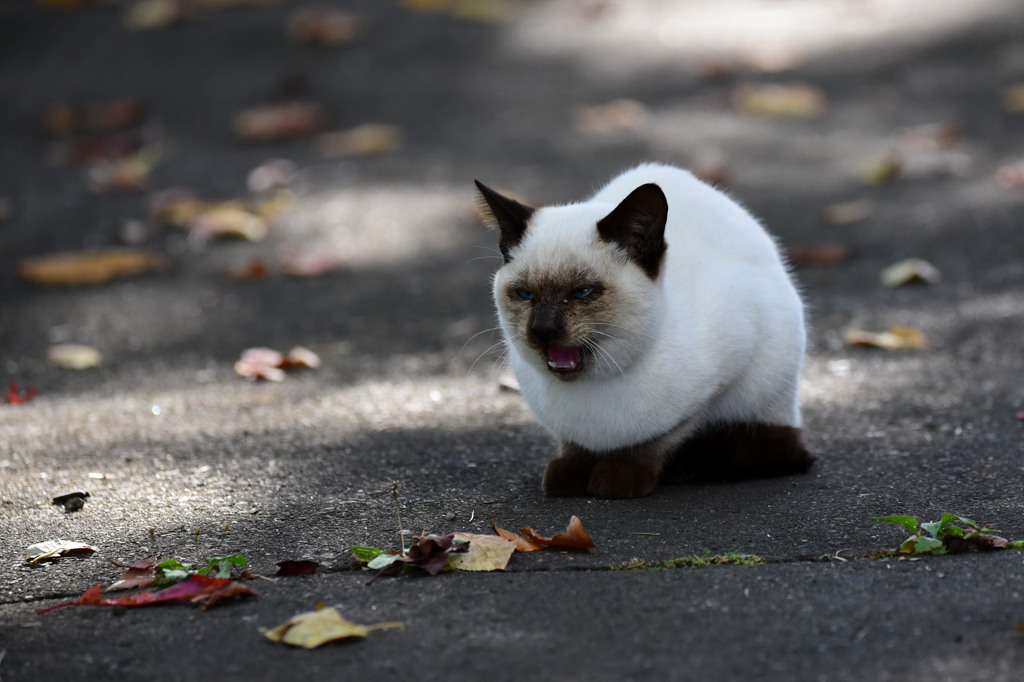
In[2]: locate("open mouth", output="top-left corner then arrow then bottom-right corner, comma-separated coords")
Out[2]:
545,345 -> 584,374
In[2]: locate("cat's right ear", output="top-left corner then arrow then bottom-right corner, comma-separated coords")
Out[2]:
475,180 -> 535,264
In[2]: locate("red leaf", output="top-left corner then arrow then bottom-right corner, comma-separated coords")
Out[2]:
39,574 -> 256,614
275,560 -> 321,576
515,516 -> 596,551
4,382 -> 37,404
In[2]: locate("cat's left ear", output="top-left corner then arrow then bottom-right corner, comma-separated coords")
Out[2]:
475,180 -> 536,264
597,183 -> 668,279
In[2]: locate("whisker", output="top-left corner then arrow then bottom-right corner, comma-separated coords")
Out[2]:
459,326 -> 503,357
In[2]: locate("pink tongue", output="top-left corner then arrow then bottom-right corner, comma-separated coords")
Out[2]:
546,346 -> 581,370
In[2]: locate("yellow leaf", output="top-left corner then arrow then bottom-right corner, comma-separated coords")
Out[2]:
879,258 -> 941,287
18,248 -> 170,286
731,82 -> 826,118
314,124 -> 402,158
262,607 -> 402,649
843,325 -> 927,351
821,199 -> 872,225
447,533 -> 516,571
48,344 -> 102,370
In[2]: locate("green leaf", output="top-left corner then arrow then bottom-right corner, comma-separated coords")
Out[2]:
197,555 -> 247,577
876,515 -> 920,534
942,525 -> 965,538
350,546 -> 383,562
367,553 -> 403,570
920,521 -> 942,538
901,535 -> 946,555
1007,540 -> 1024,549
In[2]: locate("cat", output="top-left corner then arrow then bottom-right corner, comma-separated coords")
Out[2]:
475,162 -> 814,499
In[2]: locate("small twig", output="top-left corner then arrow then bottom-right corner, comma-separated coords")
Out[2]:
391,481 -> 405,554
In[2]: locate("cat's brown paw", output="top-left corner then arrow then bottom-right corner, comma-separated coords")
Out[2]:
542,454 -> 596,496
587,459 -> 659,499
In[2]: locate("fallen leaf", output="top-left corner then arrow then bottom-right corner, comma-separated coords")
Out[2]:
38,574 -> 256,614
862,153 -> 902,184
901,122 -> 961,149
226,258 -> 272,281
234,347 -> 286,382
447,533 -> 516,571
107,561 -> 157,591
731,82 -> 826,118
397,534 -> 469,575
1003,83 -> 1024,113
262,607 -> 402,649
492,523 -> 543,552
188,204 -> 268,243
287,8 -> 361,46
87,147 -> 161,193
4,382 -> 37,405
234,101 -> 329,142
18,248 -> 171,286
821,199 -> 872,225
786,244 -> 852,266
572,99 -> 646,134
247,159 -> 297,194
313,123 -> 402,158
517,515 -> 596,551
51,491 -> 89,512
275,560 -> 321,576
843,325 -> 928,351
48,344 -> 102,370
42,98 -> 147,136
879,258 -> 941,287
26,540 -> 96,564
123,0 -> 191,31
281,253 -> 345,278
993,160 -> 1024,189
281,346 -> 321,369
192,580 -> 258,610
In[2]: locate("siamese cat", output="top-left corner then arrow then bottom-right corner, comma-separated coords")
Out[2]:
476,163 -> 814,499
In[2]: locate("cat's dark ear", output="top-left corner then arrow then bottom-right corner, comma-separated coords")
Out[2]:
597,183 -> 668,279
475,180 -> 535,264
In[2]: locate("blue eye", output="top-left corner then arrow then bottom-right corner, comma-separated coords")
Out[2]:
572,287 -> 594,299
514,289 -> 533,301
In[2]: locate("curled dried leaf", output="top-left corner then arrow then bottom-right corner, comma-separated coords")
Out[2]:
313,124 -> 402,158
234,102 -> 329,142
263,607 -> 402,649
821,199 -> 872,225
785,244 -> 852,266
843,325 -> 927,351
517,515 -> 596,551
879,258 -> 941,287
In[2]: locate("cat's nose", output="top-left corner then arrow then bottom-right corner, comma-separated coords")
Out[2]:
529,304 -> 563,345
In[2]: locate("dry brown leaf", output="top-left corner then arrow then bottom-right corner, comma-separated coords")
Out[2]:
731,82 -> 826,118
314,123 -> 402,158
234,102 -> 329,142
287,9 -> 361,46
226,259 -> 272,281
572,99 -> 646,134
19,248 -> 170,286
48,344 -> 102,370
87,148 -> 161,193
786,244 -> 852,266
821,199 -> 872,225
843,325 -> 927,351
518,515 -> 596,550
107,561 -> 157,592
493,524 -> 543,552
263,607 -> 402,649
879,258 -> 941,287
192,581 -> 259,610
123,0 -> 191,31
448,533 -> 516,571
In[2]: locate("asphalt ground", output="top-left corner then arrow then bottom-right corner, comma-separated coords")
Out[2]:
2,1 -> 1024,680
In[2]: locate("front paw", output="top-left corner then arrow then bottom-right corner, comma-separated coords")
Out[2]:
588,459 -> 658,499
542,455 -> 596,496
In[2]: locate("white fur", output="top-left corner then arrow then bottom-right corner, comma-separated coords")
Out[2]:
493,163 -> 805,453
